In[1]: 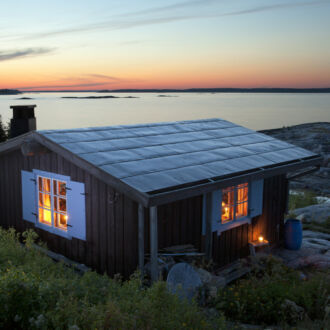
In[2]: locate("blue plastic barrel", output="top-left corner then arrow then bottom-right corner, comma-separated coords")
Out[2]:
284,219 -> 303,250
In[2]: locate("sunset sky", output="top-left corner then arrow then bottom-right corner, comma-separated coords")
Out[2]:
1,0 -> 330,91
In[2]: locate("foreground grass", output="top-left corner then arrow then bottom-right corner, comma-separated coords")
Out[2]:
0,228 -> 224,329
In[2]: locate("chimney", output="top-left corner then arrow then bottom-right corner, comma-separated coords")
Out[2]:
10,105 -> 37,138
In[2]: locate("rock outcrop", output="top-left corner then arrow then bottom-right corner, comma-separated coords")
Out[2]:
261,122 -> 330,196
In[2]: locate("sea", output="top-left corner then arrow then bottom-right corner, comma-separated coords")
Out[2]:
0,92 -> 329,131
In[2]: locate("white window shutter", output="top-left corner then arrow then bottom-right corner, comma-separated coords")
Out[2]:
21,170 -> 37,223
249,179 -> 264,218
202,190 -> 222,234
66,180 -> 86,241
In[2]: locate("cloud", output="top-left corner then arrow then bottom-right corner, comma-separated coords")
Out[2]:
121,0 -> 217,17
0,47 -> 54,62
18,82 -> 106,90
86,74 -> 122,81
3,0 -> 330,41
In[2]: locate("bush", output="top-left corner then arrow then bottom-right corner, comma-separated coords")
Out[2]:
214,256 -> 329,326
289,190 -> 318,210
0,228 -> 224,329
0,115 -> 8,142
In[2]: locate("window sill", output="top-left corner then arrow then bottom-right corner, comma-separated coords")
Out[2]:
35,222 -> 72,240
216,217 -> 251,236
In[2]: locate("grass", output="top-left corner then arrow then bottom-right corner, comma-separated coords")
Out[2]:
288,190 -> 318,211
0,228 -> 225,329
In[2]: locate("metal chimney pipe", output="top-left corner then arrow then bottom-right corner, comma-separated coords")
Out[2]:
10,105 -> 37,138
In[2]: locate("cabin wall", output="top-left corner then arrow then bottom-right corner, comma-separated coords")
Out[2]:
0,149 -> 139,278
0,147 -> 288,277
154,175 -> 288,267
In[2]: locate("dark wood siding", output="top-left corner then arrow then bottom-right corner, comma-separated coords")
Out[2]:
154,175 -> 288,267
0,147 -> 288,277
0,149 -> 138,278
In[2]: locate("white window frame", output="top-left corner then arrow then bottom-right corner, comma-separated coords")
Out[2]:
202,179 -> 264,235
217,182 -> 250,233
33,170 -> 72,239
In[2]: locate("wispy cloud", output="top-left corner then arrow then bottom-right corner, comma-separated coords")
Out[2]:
18,82 -> 106,90
121,0 -> 217,17
3,0 -> 330,41
0,47 -> 55,61
86,74 -> 122,81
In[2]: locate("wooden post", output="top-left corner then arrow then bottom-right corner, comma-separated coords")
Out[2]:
138,204 -> 145,277
205,192 -> 213,259
150,206 -> 158,283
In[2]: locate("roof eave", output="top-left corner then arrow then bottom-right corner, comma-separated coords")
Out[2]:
145,155 -> 322,207
0,131 -> 34,154
33,132 -> 151,207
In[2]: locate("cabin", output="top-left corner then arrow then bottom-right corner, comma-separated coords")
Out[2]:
0,105 -> 322,280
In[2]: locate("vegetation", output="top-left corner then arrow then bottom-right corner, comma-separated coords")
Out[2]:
0,228 -> 224,329
214,256 -> 329,326
288,190 -> 318,211
0,115 -> 8,142
303,217 -> 330,234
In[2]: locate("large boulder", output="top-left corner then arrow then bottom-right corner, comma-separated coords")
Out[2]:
294,203 -> 330,224
166,263 -> 202,301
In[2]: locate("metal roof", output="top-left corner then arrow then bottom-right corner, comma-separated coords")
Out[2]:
39,118 -> 316,193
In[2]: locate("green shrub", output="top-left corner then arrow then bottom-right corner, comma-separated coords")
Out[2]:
0,115 -> 8,142
215,256 -> 329,326
289,190 -> 318,210
0,228 -> 224,329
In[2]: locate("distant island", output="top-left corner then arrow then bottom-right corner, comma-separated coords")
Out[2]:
0,89 -> 22,95
61,95 -> 139,99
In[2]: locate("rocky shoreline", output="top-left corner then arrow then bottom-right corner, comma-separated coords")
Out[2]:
261,122 -> 330,196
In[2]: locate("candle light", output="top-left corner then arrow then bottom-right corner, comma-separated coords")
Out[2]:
258,236 -> 264,243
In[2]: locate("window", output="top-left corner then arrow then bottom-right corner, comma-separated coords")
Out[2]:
221,183 -> 248,223
38,175 -> 68,231
21,169 -> 86,241
202,179 -> 264,234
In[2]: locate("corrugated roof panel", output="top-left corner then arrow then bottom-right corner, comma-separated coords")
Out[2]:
38,118 -> 317,194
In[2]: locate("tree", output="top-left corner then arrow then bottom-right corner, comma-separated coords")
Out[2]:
0,115 -> 8,142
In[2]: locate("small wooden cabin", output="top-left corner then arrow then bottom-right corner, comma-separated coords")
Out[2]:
0,106 -> 321,280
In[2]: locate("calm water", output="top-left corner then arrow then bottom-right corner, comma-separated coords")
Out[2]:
0,92 -> 329,131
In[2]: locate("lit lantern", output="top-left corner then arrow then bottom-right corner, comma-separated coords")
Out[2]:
258,236 -> 264,243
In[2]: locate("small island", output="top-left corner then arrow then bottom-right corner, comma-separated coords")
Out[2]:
61,95 -> 139,99
0,89 -> 22,95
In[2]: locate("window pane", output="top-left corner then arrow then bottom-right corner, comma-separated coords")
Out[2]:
38,177 -> 42,192
54,213 -> 67,230
39,193 -> 43,207
58,181 -> 66,196
236,202 -> 248,218
43,193 -> 51,209
43,178 -> 51,193
39,208 -> 52,225
237,183 -> 248,202
53,180 -> 57,195
54,197 -> 58,211
222,187 -> 235,222
59,198 -> 66,212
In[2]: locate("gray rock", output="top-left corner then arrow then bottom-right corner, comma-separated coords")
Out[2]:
195,268 -> 212,284
281,299 -> 305,322
166,263 -> 202,301
261,122 -> 330,196
293,203 -> 330,223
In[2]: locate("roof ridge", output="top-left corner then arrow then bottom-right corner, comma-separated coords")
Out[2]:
39,118 -> 225,134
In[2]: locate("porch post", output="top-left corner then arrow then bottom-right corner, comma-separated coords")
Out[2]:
138,204 -> 145,278
149,206 -> 158,282
205,192 -> 213,259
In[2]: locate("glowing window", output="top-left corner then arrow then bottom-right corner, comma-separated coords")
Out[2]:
221,183 -> 248,223
37,176 -> 68,231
